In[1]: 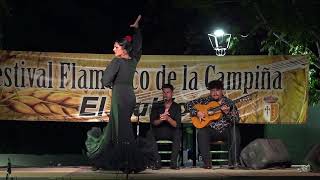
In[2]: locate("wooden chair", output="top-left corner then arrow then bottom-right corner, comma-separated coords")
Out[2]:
210,140 -> 229,166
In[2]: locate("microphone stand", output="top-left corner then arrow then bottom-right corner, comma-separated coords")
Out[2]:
136,106 -> 140,137
228,113 -> 240,169
134,103 -> 143,138
225,102 -> 239,169
233,117 -> 239,168
122,104 -> 142,179
6,158 -> 11,180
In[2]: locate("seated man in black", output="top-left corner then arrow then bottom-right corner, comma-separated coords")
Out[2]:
146,84 -> 181,170
185,80 -> 241,169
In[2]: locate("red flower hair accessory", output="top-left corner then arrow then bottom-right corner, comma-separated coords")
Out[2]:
124,35 -> 132,42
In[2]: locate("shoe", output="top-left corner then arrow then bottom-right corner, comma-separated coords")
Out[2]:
202,162 -> 212,169
228,163 -> 240,169
133,167 -> 145,174
169,165 -> 180,170
152,165 -> 161,170
91,166 -> 101,171
121,168 -> 132,174
152,161 -> 161,170
202,159 -> 212,169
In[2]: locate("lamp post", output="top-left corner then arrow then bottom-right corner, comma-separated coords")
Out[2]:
208,29 -> 231,56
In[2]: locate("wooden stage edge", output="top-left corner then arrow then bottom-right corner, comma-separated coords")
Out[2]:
1,166 -> 320,180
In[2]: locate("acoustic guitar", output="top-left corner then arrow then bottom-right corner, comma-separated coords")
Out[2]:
191,92 -> 256,129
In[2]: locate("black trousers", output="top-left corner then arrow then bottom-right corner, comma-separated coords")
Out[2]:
197,126 -> 241,165
146,126 -> 181,165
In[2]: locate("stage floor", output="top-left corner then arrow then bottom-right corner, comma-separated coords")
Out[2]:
1,166 -> 320,180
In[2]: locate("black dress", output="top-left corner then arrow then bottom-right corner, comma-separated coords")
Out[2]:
85,28 -> 150,173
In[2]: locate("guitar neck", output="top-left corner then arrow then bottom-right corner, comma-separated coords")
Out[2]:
232,91 -> 257,104
234,98 -> 242,104
207,92 -> 256,114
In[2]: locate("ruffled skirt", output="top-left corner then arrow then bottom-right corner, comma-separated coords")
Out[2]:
85,126 -> 154,173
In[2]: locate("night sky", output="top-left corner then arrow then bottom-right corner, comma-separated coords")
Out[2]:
3,0 -> 261,55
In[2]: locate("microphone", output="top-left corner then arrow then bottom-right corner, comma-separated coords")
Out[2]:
153,97 -> 167,104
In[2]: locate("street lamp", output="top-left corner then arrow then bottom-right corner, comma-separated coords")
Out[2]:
208,29 -> 231,56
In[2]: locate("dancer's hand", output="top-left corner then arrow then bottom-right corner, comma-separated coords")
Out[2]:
130,15 -> 142,28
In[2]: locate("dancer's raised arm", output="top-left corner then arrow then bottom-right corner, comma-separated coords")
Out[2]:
130,15 -> 142,61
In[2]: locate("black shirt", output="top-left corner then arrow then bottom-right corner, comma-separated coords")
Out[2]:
150,101 -> 181,129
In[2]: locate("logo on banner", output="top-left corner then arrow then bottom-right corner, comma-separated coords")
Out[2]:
263,96 -> 279,123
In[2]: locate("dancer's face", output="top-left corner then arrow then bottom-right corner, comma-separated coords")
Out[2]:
113,42 -> 127,57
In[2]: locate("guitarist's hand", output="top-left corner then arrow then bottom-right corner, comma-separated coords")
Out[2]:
221,105 -> 230,114
219,99 -> 230,114
197,111 -> 206,121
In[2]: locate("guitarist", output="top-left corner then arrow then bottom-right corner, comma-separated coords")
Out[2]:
185,80 -> 241,169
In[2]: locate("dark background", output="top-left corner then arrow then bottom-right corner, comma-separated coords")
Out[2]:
0,120 -> 264,155
0,0 -> 319,164
0,0 -> 265,155
2,0 -> 263,55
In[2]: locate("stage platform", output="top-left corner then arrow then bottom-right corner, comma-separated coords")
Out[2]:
1,166 -> 320,180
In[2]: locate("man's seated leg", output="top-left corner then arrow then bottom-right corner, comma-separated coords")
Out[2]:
169,129 -> 181,170
227,126 -> 241,168
198,127 -> 212,169
146,129 -> 162,170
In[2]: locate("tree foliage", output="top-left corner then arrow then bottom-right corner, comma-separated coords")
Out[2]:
247,0 -> 320,106
173,0 -> 320,105
175,0 -> 320,105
